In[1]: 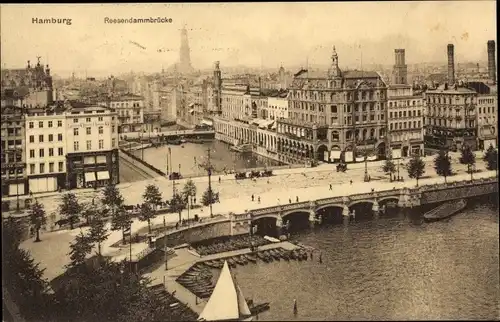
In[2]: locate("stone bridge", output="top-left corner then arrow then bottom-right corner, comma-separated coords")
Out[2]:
230,177 -> 498,228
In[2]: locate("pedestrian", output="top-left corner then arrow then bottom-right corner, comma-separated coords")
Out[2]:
371,188 -> 375,192
252,194 -> 254,202
296,196 -> 299,202
289,198 -> 292,204
267,179 -> 270,184
319,252 -> 323,264
219,176 -> 221,184
329,184 -> 332,190
350,180 -> 353,185
175,222 -> 179,230
258,196 -> 261,204
193,197 -> 197,204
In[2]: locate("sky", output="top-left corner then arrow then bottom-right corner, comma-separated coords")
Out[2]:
1,2 -> 496,77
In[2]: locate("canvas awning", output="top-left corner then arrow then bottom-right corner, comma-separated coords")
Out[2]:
201,119 -> 213,126
330,151 -> 341,159
198,261 -> 251,321
271,121 -> 277,130
392,149 -> 402,159
344,151 -> 354,162
97,171 -> 110,180
84,172 -> 96,182
367,155 -> 377,161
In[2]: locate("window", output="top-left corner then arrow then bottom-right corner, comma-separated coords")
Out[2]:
98,116 -> 103,121
39,121 -> 43,128
112,138 -> 116,148
57,120 -> 62,127
30,164 -> 35,174
48,134 -> 53,142
49,162 -> 54,173
86,117 -> 91,122
39,163 -> 45,174
86,140 -> 92,150
58,162 -> 64,172
57,133 -> 63,141
49,148 -> 54,157
99,139 -> 104,149
73,118 -> 78,123
29,135 -> 34,143
98,126 -> 103,134
111,125 -> 115,133
29,149 -> 35,158
74,141 -> 79,151
58,147 -> 63,156
48,121 -> 53,128
86,127 -> 91,135
74,128 -> 79,136
39,148 -> 44,157
39,135 -> 44,143
29,122 -> 34,128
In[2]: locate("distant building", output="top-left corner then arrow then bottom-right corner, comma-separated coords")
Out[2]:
97,94 -> 144,133
267,91 -> 289,120
468,81 -> 497,150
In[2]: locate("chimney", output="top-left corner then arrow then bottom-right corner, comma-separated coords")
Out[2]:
487,40 -> 496,84
447,44 -> 455,85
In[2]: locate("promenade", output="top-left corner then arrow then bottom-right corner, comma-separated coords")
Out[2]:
20,161 -> 496,283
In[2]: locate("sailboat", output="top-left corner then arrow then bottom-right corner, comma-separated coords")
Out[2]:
198,261 -> 253,321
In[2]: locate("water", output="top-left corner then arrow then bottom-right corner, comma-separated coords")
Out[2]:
224,195 -> 499,320
132,141 -> 282,177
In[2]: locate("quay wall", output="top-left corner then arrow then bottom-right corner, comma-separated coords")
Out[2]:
155,219 -> 232,248
119,149 -> 166,176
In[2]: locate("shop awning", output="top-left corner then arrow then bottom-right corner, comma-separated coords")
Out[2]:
355,156 -> 365,162
330,151 -> 341,159
201,119 -> 213,126
345,151 -> 354,162
97,171 -> 110,180
85,172 -> 96,182
367,155 -> 377,161
392,149 -> 402,159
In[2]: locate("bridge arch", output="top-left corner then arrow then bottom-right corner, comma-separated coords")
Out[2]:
378,196 -> 400,204
282,209 -> 310,219
315,204 -> 345,213
348,200 -> 375,208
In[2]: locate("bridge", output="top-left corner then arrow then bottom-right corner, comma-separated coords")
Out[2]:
230,176 -> 498,228
120,129 -> 215,140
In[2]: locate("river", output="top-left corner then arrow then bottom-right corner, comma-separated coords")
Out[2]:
215,194 -> 499,320
132,141 -> 282,177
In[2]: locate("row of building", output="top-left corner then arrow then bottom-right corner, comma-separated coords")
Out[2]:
1,60 -> 120,199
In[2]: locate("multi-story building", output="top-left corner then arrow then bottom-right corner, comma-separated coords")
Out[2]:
64,102 -> 119,189
267,91 -> 289,120
468,81 -> 497,150
1,105 -> 27,201
98,94 -> 144,133
23,102 -> 120,192
25,106 -> 67,193
423,44 -> 478,152
387,49 -> 425,158
283,46 -> 388,164
221,84 -> 248,120
423,83 -> 478,152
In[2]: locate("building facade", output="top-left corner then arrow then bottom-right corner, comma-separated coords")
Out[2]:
1,106 -> 27,199
423,83 -> 478,152
98,94 -> 144,133
467,81 -> 498,150
64,103 -> 119,189
267,93 -> 289,120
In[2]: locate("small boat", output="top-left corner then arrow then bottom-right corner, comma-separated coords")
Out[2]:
289,251 -> 297,260
234,257 -> 245,265
424,199 -> 467,222
245,254 -> 257,263
250,302 -> 271,315
204,261 -> 216,268
238,255 -> 248,264
256,252 -> 266,261
270,250 -> 281,260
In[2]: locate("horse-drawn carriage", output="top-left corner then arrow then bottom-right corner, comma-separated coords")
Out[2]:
336,163 -> 347,172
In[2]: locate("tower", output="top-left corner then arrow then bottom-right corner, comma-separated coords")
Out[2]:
278,65 -> 286,90
487,40 -> 496,84
179,25 -> 193,74
213,61 -> 222,114
392,49 -> 408,85
328,46 -> 342,88
447,44 -> 455,85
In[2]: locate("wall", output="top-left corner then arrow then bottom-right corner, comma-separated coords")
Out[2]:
155,220 -> 231,248
420,180 -> 498,204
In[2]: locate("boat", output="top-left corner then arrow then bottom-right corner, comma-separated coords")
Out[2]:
270,250 -> 281,260
289,251 -> 297,260
250,302 -> 270,315
256,252 -> 266,261
234,257 -> 245,265
424,199 -> 467,222
197,261 -> 254,321
238,255 -> 248,265
245,254 -> 257,263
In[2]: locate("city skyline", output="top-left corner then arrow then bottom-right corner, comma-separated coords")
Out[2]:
1,2 -> 496,77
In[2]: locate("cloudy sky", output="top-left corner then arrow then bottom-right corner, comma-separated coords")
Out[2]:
1,2 -> 496,77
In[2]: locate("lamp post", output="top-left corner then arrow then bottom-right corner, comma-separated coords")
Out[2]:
14,150 -> 20,213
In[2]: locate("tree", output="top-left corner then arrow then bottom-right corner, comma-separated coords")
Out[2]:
102,184 -> 124,217
110,205 -> 132,242
138,202 -> 155,234
382,158 -> 396,181
433,149 -> 452,183
483,144 -> 498,171
59,192 -> 82,230
169,193 -> 187,223
459,145 -> 476,181
406,153 -> 426,187
81,202 -> 98,226
202,187 -> 220,208
29,200 -> 47,242
142,184 -> 163,211
67,230 -> 93,269
89,211 -> 109,256
2,221 -> 49,320
182,179 -> 197,222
